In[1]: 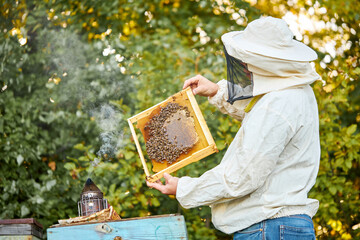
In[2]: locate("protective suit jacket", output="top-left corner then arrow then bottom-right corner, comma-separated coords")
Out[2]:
176,80 -> 320,234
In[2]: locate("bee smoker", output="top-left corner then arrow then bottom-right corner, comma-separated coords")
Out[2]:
77,178 -> 108,216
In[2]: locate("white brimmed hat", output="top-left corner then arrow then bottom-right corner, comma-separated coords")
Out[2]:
222,16 -> 317,62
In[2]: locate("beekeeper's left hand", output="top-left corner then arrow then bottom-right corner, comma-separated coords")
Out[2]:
146,173 -> 179,195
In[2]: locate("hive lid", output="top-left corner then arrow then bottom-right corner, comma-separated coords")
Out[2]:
0,218 -> 43,229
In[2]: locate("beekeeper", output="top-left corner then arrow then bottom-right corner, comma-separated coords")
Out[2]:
147,16 -> 320,239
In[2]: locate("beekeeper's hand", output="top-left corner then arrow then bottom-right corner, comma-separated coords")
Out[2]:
183,75 -> 219,97
146,173 -> 179,195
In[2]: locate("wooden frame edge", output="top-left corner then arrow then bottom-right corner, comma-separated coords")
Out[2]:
128,87 -> 191,123
128,98 -> 167,123
127,119 -> 150,177
146,144 -> 217,183
186,88 -> 216,147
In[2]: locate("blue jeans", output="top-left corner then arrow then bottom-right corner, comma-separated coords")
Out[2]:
233,214 -> 315,240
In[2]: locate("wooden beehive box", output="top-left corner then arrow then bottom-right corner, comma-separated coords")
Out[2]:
47,214 -> 187,240
0,218 -> 43,240
128,87 -> 218,182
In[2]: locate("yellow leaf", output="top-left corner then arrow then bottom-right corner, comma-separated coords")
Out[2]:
91,21 -> 99,28
123,25 -> 130,35
356,114 -> 360,122
53,77 -> 61,85
213,8 -> 221,15
88,32 -> 95,40
10,27 -> 21,36
129,20 -> 136,28
48,161 -> 56,171
323,83 -> 335,93
341,233 -> 352,240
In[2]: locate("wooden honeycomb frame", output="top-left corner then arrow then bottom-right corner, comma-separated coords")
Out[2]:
128,87 -> 218,183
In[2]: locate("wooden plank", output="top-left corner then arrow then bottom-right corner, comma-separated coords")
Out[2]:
50,214 -> 180,228
50,214 -> 179,228
0,219 -> 42,229
0,224 -> 32,235
0,224 -> 42,239
47,215 -> 188,240
148,145 -> 216,182
128,98 -> 169,123
128,119 -> 150,177
0,236 -> 41,240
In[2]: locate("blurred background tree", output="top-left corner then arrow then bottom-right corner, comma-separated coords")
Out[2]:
0,0 -> 359,239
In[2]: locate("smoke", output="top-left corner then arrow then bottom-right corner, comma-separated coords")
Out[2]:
40,28 -> 129,168
91,104 -> 124,166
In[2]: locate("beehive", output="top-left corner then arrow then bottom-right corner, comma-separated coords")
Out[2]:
128,87 -> 218,182
0,218 -> 43,239
48,214 -> 187,240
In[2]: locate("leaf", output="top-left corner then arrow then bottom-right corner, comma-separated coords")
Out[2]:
64,162 -> 76,170
46,179 -> 57,190
329,206 -> 339,214
329,186 -> 337,195
17,155 -> 24,166
346,124 -> 357,136
48,161 -> 56,171
87,152 -> 96,160
323,84 -> 335,93
215,140 -> 226,150
78,156 -> 90,161
354,67 -> 360,75
74,143 -> 86,151
0,118 -> 3,132
21,205 -> 30,217
345,159 -> 352,169
151,197 -> 160,207
124,151 -> 135,160
109,184 -> 116,194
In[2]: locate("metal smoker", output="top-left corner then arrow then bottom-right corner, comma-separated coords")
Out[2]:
77,178 -> 108,216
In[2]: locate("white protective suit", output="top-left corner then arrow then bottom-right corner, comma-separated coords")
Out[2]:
176,50 -> 321,233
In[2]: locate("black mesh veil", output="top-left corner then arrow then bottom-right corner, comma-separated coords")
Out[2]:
224,46 -> 254,104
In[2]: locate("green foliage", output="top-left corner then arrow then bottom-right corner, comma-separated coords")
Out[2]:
311,57 -> 360,239
1,0 -> 359,239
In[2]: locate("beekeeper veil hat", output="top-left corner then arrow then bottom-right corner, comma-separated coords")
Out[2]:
222,16 -> 320,104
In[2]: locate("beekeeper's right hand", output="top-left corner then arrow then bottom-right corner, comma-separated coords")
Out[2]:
183,75 -> 219,97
